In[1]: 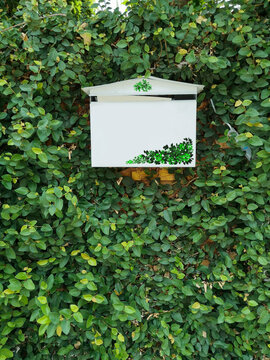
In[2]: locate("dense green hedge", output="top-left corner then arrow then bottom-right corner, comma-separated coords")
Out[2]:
0,0 -> 270,359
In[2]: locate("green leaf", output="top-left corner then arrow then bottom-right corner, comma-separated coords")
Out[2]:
201,199 -> 210,212
182,286 -> 193,296
70,304 -> 79,312
0,80 -> 8,86
208,56 -> 218,63
248,300 -> 258,307
247,203 -> 258,210
191,203 -> 200,214
56,225 -> 65,239
118,333 -> 125,342
0,349 -> 13,359
73,312 -> 83,323
248,136 -> 263,146
5,248 -> 16,260
191,302 -> 200,309
46,323 -> 57,338
37,296 -> 47,304
206,180 -> 216,186
116,40 -> 128,48
124,306 -> 136,314
175,53 -> 183,63
30,65 -> 39,73
163,210 -> 173,224
32,147 -> 43,154
38,153 -> 48,163
258,309 -> 270,324
95,338 -> 103,345
186,50 -> 196,63
58,61 -> 66,71
113,303 -> 124,311
238,47 -> 251,56
193,232 -> 202,243
258,256 -> 268,266
232,35 -> 244,44
20,83 -> 32,92
214,297 -> 224,305
261,98 -> 270,107
88,257 -> 97,266
15,272 -> 29,280
57,345 -> 73,356
37,315 -> 50,325
9,279 -> 21,291
240,74 -> 254,82
257,150 -> 269,159
23,279 -> 35,290
15,187 -> 29,195
242,26 -> 252,32
242,99 -> 252,106
61,320 -> 71,335
94,38 -> 104,46
92,295 -> 105,304
37,259 -> 49,266
144,44 -> 149,52
83,294 -> 93,301
65,69 -> 76,79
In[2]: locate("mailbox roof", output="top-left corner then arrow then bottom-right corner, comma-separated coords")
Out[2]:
82,76 -> 204,96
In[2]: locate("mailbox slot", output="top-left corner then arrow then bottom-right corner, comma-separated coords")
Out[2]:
90,94 -> 197,102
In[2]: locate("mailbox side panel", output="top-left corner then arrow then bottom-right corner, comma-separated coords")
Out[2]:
90,100 -> 196,167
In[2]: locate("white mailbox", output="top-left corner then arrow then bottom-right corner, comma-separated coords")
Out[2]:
82,76 -> 204,167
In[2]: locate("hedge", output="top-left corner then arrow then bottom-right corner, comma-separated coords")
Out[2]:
0,0 -> 270,359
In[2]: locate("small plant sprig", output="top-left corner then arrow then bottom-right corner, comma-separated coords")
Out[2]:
134,79 -> 152,92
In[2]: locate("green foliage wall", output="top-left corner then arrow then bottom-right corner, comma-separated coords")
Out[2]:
0,0 -> 270,359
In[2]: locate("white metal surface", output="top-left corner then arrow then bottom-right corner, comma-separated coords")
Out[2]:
90,100 -> 196,167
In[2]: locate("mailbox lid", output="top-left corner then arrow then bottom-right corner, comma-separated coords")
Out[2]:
82,76 -> 204,97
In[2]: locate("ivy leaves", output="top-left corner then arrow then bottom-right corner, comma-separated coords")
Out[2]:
0,0 -> 269,359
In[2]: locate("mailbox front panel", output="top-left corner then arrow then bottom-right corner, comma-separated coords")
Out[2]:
90,100 -> 196,167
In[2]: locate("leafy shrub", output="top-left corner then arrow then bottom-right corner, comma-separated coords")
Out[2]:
0,0 -> 269,359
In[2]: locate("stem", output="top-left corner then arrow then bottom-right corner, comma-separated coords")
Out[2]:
1,13 -> 67,32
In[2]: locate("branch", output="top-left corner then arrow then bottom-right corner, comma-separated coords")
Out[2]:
184,176 -> 198,187
0,13 -> 67,33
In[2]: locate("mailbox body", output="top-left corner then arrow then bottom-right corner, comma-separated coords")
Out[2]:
82,76 -> 204,167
